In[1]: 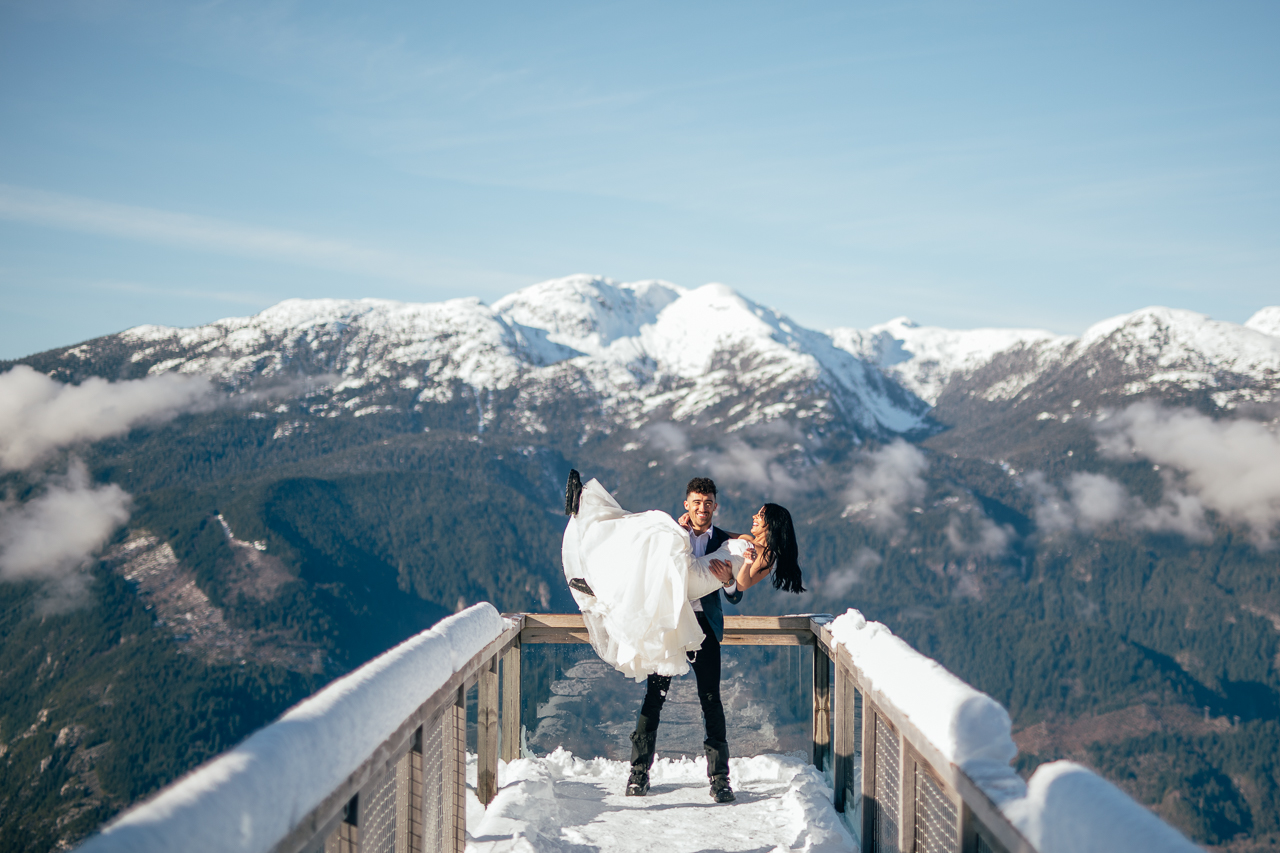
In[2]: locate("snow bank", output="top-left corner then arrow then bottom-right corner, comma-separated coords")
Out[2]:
1005,761 -> 1201,853
826,608 -> 1016,771
79,603 -> 508,853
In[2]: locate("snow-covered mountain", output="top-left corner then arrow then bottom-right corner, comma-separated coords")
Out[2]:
32,277 -> 1280,451
829,318 -> 1070,405
90,275 -> 931,441
831,305 -> 1280,414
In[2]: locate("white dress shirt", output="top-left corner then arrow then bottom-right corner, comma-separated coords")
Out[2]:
689,526 -> 737,611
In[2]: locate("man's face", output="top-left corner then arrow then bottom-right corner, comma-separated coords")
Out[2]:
684,491 -> 717,532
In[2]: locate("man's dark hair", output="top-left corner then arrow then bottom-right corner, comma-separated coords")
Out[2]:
685,477 -> 717,499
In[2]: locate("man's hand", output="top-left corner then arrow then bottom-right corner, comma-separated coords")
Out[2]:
709,559 -> 734,585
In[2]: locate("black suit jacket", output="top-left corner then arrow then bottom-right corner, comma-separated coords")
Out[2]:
696,526 -> 744,643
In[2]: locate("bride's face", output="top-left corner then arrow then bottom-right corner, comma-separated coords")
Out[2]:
750,508 -> 768,542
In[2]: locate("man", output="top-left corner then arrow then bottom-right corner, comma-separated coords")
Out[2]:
626,476 -> 744,804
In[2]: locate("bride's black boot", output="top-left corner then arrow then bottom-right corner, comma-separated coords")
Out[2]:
565,469 -> 582,516
568,577 -> 594,596
626,729 -> 657,796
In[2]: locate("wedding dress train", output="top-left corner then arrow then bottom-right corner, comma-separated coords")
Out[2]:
561,478 -> 751,681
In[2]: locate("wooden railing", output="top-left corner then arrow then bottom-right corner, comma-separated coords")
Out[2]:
287,617 -> 524,853
810,620 -> 1033,853
80,611 -> 1040,853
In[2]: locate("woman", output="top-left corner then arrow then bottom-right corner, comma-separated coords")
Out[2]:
733,503 -> 805,594
562,471 -> 804,681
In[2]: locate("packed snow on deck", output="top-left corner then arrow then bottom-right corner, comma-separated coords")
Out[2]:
466,750 -> 851,853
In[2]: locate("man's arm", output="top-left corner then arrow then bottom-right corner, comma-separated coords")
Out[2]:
708,558 -> 745,605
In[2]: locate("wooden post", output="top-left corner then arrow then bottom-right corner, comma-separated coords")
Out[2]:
451,687 -> 467,853
477,655 -> 500,806
862,698 -> 877,850
501,640 -> 522,762
812,643 -> 831,772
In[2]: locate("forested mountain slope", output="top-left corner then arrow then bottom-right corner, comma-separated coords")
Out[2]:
2,277 -> 1278,850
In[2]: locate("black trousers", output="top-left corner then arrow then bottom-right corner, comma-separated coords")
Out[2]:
630,611 -> 730,780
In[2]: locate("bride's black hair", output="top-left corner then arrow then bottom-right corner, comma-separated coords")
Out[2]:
760,504 -> 804,594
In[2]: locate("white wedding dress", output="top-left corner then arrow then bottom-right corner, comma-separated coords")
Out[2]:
561,478 -> 752,681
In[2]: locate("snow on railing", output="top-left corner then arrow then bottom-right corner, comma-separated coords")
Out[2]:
73,606 -> 1201,853
816,609 -> 1202,853
75,603 -> 518,853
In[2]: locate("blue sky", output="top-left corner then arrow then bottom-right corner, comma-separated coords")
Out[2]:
2,1 -> 1277,359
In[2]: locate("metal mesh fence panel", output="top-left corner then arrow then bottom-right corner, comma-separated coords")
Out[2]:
359,767 -> 398,853
913,766 -> 958,853
850,686 -> 863,842
874,714 -> 901,853
420,707 -> 449,853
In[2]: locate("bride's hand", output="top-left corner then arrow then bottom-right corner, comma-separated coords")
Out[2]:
677,512 -> 692,530
735,546 -> 771,590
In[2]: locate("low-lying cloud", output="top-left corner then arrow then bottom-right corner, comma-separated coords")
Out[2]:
0,366 -> 214,606
1028,467 -> 1211,543
644,421 -> 804,500
946,515 -> 1012,557
1095,403 -> 1280,546
0,462 -> 131,610
825,548 -> 881,599
0,365 -> 211,470
844,440 -> 928,530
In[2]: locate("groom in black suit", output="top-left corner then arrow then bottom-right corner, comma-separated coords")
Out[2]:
627,476 -> 744,803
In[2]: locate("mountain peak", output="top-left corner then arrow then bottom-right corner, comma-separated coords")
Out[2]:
1246,306 -> 1280,338
1076,306 -> 1280,375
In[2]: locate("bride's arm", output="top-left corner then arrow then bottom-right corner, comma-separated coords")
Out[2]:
735,547 -> 773,591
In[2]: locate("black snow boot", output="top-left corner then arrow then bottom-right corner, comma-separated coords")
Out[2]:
627,728 -> 657,796
710,774 -> 736,803
565,469 -> 583,516
626,765 -> 650,797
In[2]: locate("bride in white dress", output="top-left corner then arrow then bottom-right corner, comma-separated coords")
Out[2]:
561,476 -> 756,681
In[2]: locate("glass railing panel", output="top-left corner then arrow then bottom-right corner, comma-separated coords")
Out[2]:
518,643 -> 814,760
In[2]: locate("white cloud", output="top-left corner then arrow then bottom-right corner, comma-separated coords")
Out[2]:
696,437 -> 802,499
0,184 -> 447,285
644,422 -> 689,454
0,365 -> 211,471
826,548 -> 881,599
1026,469 -> 1210,542
1096,403 -> 1280,546
946,515 -> 1012,557
644,421 -> 804,499
0,461 -> 131,610
843,440 -> 928,530
1064,472 -> 1132,530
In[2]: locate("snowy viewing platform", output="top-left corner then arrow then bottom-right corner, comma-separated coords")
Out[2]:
74,604 -> 1201,853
